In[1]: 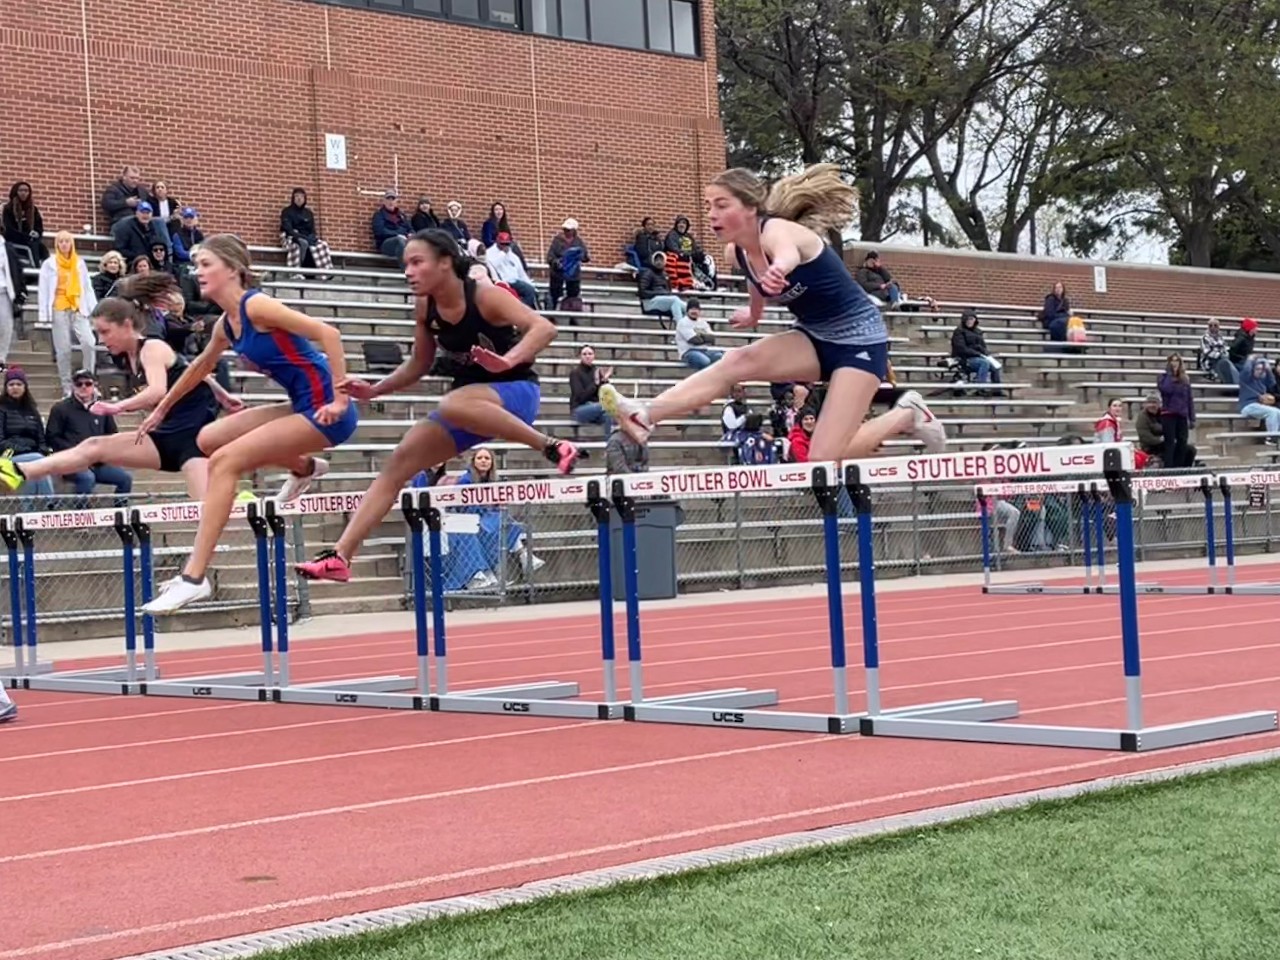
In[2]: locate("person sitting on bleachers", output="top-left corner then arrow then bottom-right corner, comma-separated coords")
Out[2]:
855,250 -> 902,306
606,425 -> 648,473
0,368 -> 55,506
411,197 -> 439,232
1197,319 -> 1226,380
664,215 -> 715,290
371,189 -> 413,262
146,180 -> 182,253
149,240 -> 178,278
3,181 -> 46,267
440,200 -> 472,246
721,383 -> 750,442
129,255 -> 152,276
637,250 -> 686,321
769,383 -> 808,438
101,165 -> 148,226
548,218 -> 589,310
1133,392 -> 1196,468
111,202 -> 161,266
1238,354 -> 1280,445
92,250 -> 126,300
279,188 -> 334,277
950,308 -> 1002,384
787,407 -> 817,462
170,207 -> 205,265
633,217 -> 663,270
1221,317 -> 1258,385
569,345 -> 612,436
481,202 -> 511,248
1039,280 -> 1070,342
735,413 -> 778,465
485,232 -> 538,309
676,298 -> 723,371
46,370 -> 132,506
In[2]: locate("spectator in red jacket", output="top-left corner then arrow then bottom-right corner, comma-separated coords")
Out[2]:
788,408 -> 817,462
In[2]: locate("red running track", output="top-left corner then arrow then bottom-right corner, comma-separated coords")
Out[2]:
2,577 -> 1279,960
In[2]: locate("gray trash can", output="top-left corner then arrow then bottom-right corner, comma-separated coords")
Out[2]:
609,499 -> 685,600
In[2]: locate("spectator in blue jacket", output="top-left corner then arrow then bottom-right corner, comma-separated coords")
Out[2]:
1238,354 -> 1280,442
371,190 -> 413,262
547,218 -> 589,308
1040,280 -> 1071,342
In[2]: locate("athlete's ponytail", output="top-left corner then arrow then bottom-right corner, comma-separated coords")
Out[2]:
114,272 -> 179,306
710,163 -> 858,238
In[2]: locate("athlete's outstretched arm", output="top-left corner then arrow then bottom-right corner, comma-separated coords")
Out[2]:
100,340 -> 179,415
473,285 -> 556,367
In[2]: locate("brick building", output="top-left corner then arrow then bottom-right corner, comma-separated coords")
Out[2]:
0,0 -> 724,257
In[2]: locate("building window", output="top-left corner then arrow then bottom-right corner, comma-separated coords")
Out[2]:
531,0 -> 559,34
488,0 -> 519,24
671,0 -> 695,54
448,0 -> 479,17
559,0 -> 588,40
588,0 -> 645,49
646,0 -> 671,52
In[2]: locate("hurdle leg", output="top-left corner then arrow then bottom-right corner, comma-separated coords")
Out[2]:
2,520 -> 23,684
269,505 -> 291,688
1222,480 -> 1237,593
1203,479 -> 1218,594
1092,487 -> 1107,593
1079,487 -> 1093,591
133,511 -> 159,681
978,493 -> 992,594
591,492 -> 619,705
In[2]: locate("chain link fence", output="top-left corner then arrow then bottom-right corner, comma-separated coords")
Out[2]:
8,471 -> 1280,641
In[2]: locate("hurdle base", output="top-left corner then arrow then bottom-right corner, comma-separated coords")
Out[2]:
273,675 -> 426,710
141,672 -> 269,702
2,660 -> 54,686
623,693 -> 1017,734
1219,583 -> 1280,595
432,680 -> 626,720
22,664 -> 159,695
861,709 -> 1278,752
985,583 -> 1096,596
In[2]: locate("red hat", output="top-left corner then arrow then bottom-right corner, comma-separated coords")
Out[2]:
1242,317 -> 1259,332
496,231 -> 512,244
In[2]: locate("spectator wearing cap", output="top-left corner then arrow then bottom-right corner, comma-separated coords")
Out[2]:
0,368 -> 55,505
411,197 -> 439,232
485,232 -> 538,309
547,218 -> 590,309
855,250 -> 902,306
950,308 -> 1002,384
440,201 -> 472,246
171,206 -> 205,263
372,189 -> 413,262
38,232 -> 97,395
279,188 -> 334,277
45,370 -> 132,505
110,201 -> 162,265
101,165 -> 149,225
1222,317 -> 1258,385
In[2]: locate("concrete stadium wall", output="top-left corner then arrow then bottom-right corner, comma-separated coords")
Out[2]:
0,1 -> 725,255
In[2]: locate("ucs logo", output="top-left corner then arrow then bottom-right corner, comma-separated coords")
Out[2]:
711,711 -> 745,724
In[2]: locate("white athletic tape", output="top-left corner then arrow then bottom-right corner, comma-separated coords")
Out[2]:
852,442 -> 1131,488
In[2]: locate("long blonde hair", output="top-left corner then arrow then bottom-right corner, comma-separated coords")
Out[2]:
711,163 -> 858,237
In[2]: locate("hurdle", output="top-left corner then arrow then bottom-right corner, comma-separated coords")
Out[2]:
981,473 -> 1223,596
862,446 -> 1278,751
1216,470 -> 1280,595
619,460 -> 1018,734
137,498 -> 272,701
415,477 -> 630,720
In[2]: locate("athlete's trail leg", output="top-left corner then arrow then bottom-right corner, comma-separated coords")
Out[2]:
334,420 -> 457,563
434,385 -> 549,453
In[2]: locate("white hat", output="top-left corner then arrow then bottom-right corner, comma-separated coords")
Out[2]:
562,217 -> 579,230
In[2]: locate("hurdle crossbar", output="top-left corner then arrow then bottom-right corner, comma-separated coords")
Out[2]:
1213,471 -> 1280,595
864,445 -> 1278,751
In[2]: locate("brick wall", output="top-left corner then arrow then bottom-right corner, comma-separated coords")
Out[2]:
845,244 -> 1280,322
0,0 -> 725,258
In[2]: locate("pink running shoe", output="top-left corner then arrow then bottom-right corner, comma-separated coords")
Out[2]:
545,438 -> 582,475
295,549 -> 351,582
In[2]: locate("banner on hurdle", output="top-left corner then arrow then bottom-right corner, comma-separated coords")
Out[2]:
863,446 -> 1278,751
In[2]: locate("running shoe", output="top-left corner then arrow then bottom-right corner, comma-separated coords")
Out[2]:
544,439 -> 582,475
0,700 -> 16,723
277,457 -> 329,503
599,384 -> 653,444
296,549 -> 352,583
142,574 -> 213,615
0,454 -> 24,492
895,390 -> 947,454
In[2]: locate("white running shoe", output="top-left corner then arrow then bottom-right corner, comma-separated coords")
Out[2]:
142,575 -> 213,615
895,390 -> 947,453
599,384 -> 653,444
278,457 -> 329,503
0,700 -> 15,723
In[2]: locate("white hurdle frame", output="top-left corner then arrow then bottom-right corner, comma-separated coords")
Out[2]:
1214,470 -> 1280,595
864,445 -> 1278,751
616,458 -> 1023,734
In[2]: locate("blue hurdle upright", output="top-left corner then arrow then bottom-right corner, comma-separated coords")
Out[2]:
865,446 -> 1278,750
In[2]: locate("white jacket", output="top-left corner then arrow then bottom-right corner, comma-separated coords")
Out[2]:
38,256 -> 97,324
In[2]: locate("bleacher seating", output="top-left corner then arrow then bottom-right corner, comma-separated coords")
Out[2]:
11,234 -> 1274,638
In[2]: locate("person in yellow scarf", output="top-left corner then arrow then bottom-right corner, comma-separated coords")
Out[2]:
37,231 -> 97,394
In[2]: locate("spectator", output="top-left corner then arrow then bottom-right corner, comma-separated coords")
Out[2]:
102,165 -> 148,225
721,383 -> 750,441
111,202 -> 161,264
1222,317 -> 1258,385
440,201 -> 472,246
664,215 -> 711,291
770,383 -> 808,438
481,202 -> 511,248
1134,392 -> 1196,468
129,255 -> 152,276
438,448 -> 544,590
569,345 -> 613,435
632,217 -> 663,270
1238,354 -> 1280,444
1040,281 -> 1071,342
0,368 -> 55,505
855,250 -> 902,305
2,181 -> 46,266
734,412 -> 778,465
1094,397 -> 1125,443
150,240 -> 177,277
38,232 -> 97,395
637,250 -> 686,320
1198,319 -> 1226,380
676,298 -> 722,371
605,425 -> 648,473
787,408 -> 817,462
485,232 -> 538,309
0,236 -> 23,371
547,218 -> 589,309
1158,353 -> 1196,468
950,308 -> 1002,384
171,207 -> 205,264
411,197 -> 439,232
371,189 -> 413,261
92,250 -> 126,300
280,188 -> 334,277
46,370 -> 132,505
147,180 -> 181,251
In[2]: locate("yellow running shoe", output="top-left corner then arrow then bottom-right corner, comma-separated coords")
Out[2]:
0,455 -> 25,492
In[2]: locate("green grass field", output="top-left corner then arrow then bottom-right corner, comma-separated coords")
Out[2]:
270,761 -> 1280,960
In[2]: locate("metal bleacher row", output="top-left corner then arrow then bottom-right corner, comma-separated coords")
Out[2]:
11,234 -> 1273,638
